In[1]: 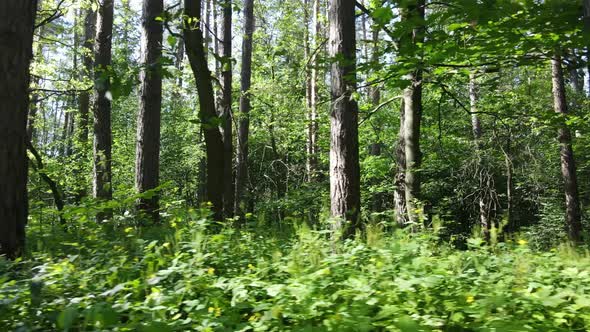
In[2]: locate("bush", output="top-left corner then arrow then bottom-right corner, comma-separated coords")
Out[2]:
2,212 -> 590,331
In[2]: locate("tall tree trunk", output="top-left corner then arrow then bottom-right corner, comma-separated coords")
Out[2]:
369,26 -> 383,212
135,0 -> 163,222
0,0 -> 36,259
28,1 -> 44,144
305,0 -> 320,182
219,0 -> 233,218
234,0 -> 254,217
93,0 -> 114,220
329,0 -> 360,238
584,0 -> 590,96
469,72 -> 491,241
183,0 -> 225,220
401,0 -> 424,224
394,101 -> 407,225
551,53 -> 583,242
78,7 -> 96,149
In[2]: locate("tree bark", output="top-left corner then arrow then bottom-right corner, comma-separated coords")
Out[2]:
219,0 -> 234,218
184,0 -> 225,220
92,0 -> 114,220
78,7 -> 96,148
329,0 -> 360,238
0,0 -> 36,259
234,0 -> 254,217
584,0 -> 590,96
401,0 -> 424,224
551,54 -> 583,242
368,26 -> 383,212
305,0 -> 321,182
394,100 -> 407,225
135,0 -> 163,222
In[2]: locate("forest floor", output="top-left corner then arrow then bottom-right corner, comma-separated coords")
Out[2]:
2,208 -> 590,331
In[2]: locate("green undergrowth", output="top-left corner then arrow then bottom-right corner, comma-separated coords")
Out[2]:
2,210 -> 590,331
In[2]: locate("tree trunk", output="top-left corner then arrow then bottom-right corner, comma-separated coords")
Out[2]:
184,0 -> 225,220
0,0 -> 36,259
28,3 -> 45,144
78,8 -> 96,148
219,0 -> 234,218
369,26 -> 383,212
584,0 -> 590,96
92,0 -> 114,220
234,0 -> 254,217
305,0 -> 320,182
551,54 -> 583,242
394,101 -> 407,225
401,0 -> 424,224
469,72 -> 490,241
329,0 -> 360,238
135,0 -> 163,222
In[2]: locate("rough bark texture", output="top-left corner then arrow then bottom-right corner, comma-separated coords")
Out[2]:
401,0 -> 424,224
93,0 -> 114,220
135,0 -> 163,222
184,0 -> 225,220
0,0 -> 36,259
234,0 -> 254,217
551,54 -> 583,242
220,0 -> 234,218
329,0 -> 360,237
78,8 -> 96,148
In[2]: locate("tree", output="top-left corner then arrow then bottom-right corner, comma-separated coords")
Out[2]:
400,0 -> 425,225
469,72 -> 491,240
234,0 -> 254,217
93,0 -> 114,220
78,6 -> 96,150
305,0 -> 321,183
219,0 -> 234,218
329,0 -> 360,237
183,0 -> 225,220
551,53 -> 583,242
0,0 -> 36,258
135,0 -> 164,222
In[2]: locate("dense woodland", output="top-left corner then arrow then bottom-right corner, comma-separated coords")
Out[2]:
2,0 -> 590,330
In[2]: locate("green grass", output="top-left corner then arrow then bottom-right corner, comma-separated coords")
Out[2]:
2,210 -> 590,331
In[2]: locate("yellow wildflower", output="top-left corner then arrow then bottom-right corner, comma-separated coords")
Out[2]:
207,267 -> 215,275
466,296 -> 475,303
248,264 -> 255,270
517,239 -> 528,245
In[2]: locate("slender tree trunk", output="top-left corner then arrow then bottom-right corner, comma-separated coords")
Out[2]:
0,0 -> 36,259
369,26 -> 383,212
401,0 -> 425,224
329,0 -> 360,238
28,4 -> 44,144
469,72 -> 491,240
394,101 -> 407,225
93,0 -> 114,220
551,53 -> 583,242
305,0 -> 320,182
584,0 -> 590,96
135,0 -> 163,222
184,0 -> 225,220
234,0 -> 254,217
219,0 -> 233,218
78,8 -> 96,149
